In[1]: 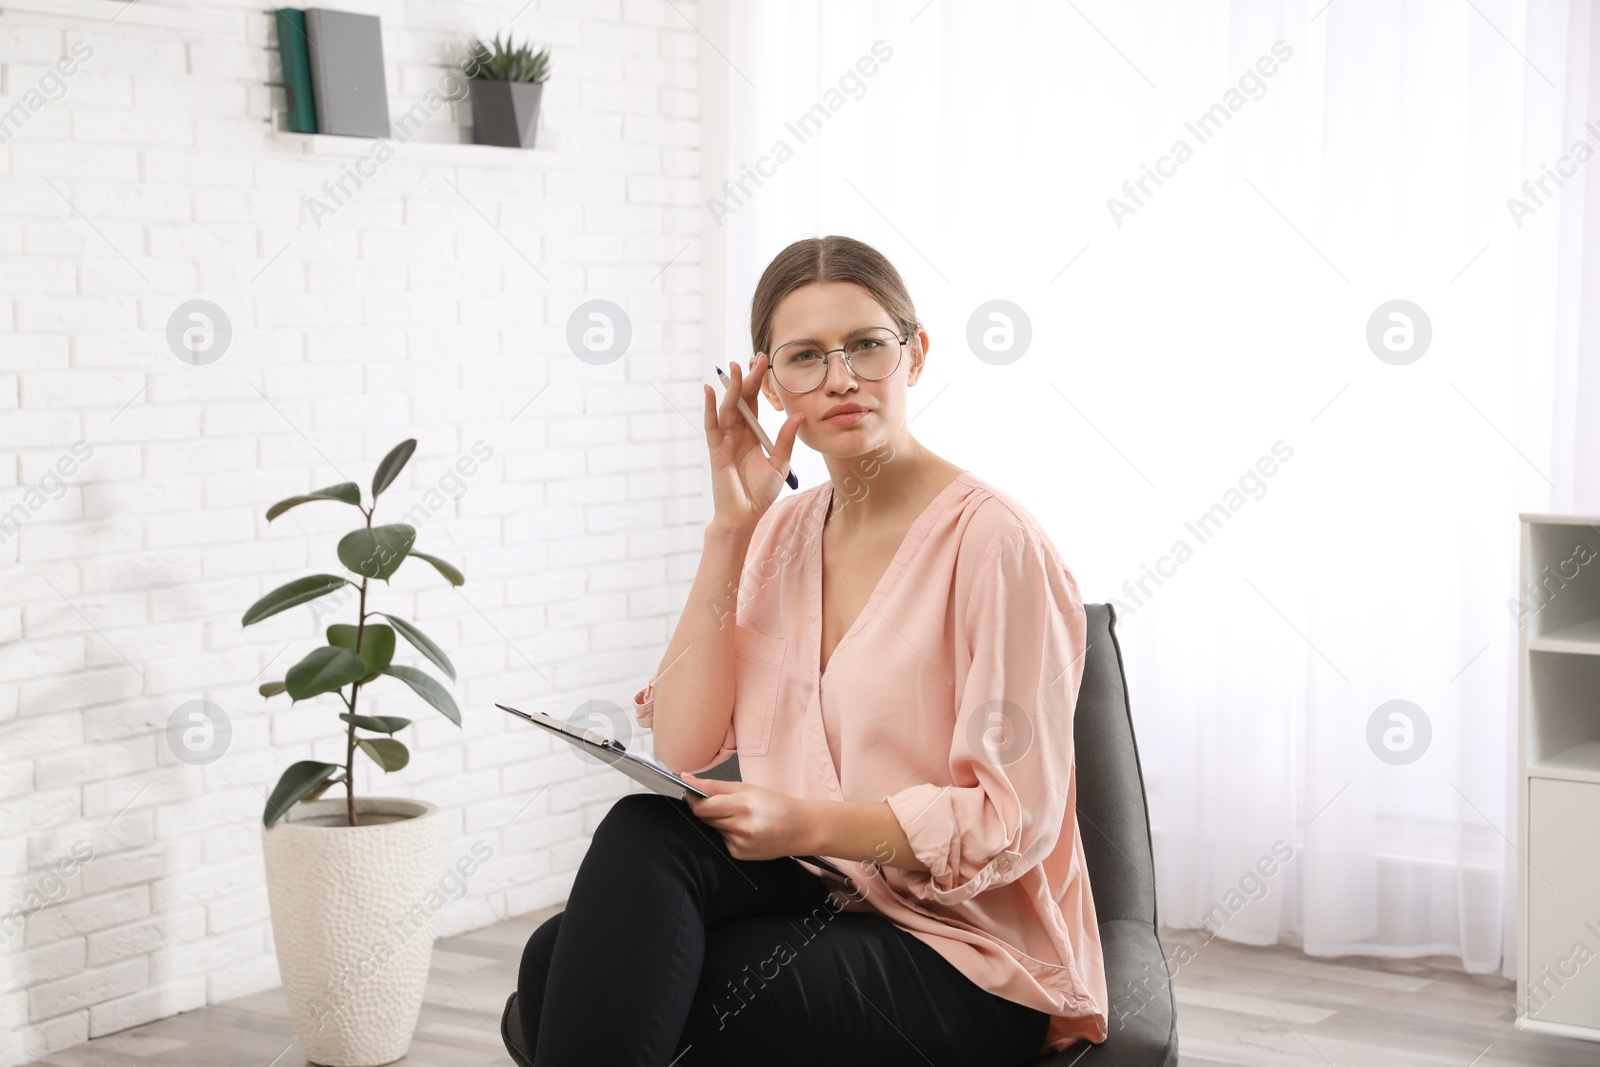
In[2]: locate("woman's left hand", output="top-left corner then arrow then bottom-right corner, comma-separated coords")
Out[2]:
682,774 -> 813,861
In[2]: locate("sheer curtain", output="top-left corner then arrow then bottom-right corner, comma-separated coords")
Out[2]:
705,0 -> 1600,978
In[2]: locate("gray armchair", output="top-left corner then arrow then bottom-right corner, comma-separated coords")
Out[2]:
1034,603 -> 1177,1065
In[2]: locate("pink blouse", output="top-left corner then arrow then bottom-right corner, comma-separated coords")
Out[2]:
631,470 -> 1108,1054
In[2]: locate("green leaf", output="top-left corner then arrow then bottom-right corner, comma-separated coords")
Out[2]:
339,713 -> 412,734
408,550 -> 464,588
371,439 -> 417,500
326,623 -> 395,674
241,574 -> 350,627
263,761 -> 343,828
378,613 -> 456,681
467,33 -> 550,82
337,524 -> 416,583
357,737 -> 410,772
265,482 -> 361,522
259,680 -> 287,698
380,664 -> 461,726
302,772 -> 345,803
284,646 -> 368,701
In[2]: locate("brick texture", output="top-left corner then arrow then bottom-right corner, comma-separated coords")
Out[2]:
0,0 -> 702,1062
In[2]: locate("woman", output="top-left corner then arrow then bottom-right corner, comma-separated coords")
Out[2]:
506,236 -> 1108,1065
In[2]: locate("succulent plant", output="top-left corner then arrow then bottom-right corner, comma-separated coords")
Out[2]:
244,439 -> 464,828
466,33 -> 551,84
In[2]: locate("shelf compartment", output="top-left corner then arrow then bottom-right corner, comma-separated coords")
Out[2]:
1526,651 -> 1600,773
1529,739 -> 1600,784
1518,521 -> 1600,641
1528,619 -> 1600,654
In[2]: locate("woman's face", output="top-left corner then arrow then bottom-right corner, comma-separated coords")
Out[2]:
757,280 -> 927,458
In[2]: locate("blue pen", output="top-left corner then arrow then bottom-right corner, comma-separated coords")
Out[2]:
715,365 -> 799,490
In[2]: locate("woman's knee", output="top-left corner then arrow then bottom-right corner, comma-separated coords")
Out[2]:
592,791 -> 698,854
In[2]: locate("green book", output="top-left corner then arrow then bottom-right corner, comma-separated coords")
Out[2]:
274,8 -> 317,133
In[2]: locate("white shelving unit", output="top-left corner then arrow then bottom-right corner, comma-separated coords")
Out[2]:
1516,514 -> 1600,1041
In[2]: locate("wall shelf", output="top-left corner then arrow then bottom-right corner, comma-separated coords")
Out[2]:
267,110 -> 562,166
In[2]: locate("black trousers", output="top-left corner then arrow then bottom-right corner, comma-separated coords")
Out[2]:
516,791 -> 1051,1066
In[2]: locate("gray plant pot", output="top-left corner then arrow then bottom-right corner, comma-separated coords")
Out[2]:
469,79 -> 543,149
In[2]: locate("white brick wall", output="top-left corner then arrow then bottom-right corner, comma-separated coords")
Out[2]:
0,0 -> 705,1062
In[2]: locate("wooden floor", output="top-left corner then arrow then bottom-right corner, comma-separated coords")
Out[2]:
17,915 -> 1598,1066
1160,928 -> 1595,1067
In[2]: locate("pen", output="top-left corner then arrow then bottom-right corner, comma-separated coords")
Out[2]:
715,364 -> 799,490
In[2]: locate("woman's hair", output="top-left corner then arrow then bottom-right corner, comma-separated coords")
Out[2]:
748,236 -> 919,358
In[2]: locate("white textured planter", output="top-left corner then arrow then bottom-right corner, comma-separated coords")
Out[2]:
262,796 -> 442,1067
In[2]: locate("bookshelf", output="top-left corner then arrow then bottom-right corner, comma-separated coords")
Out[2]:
1516,514 -> 1600,1040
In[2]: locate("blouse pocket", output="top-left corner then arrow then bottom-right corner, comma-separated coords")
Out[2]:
731,623 -> 786,757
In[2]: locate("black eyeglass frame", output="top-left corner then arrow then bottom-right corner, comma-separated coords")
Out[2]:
766,325 -> 918,395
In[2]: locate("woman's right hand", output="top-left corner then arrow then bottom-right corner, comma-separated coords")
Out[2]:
702,353 -> 803,534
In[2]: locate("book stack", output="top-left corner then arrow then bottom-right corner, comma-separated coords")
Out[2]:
273,7 -> 390,138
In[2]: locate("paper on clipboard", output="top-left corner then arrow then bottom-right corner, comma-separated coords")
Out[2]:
495,702 -> 856,888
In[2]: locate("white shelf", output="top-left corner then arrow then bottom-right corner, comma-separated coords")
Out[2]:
1529,619 -> 1600,654
266,110 -> 562,166
1518,516 -> 1600,1040
1519,512 -> 1600,527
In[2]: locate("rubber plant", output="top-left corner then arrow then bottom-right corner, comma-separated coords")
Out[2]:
242,439 -> 463,829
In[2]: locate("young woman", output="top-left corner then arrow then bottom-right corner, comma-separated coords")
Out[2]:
505,236 -> 1107,1065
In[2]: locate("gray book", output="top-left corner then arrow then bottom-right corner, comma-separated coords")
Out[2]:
303,8 -> 389,137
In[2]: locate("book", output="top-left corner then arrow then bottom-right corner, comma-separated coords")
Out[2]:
495,703 -> 856,886
273,9 -> 317,133
304,7 -> 390,138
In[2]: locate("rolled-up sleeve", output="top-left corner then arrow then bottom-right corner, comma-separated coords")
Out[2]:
882,529 -> 1087,906
631,672 -> 737,775
631,676 -> 659,729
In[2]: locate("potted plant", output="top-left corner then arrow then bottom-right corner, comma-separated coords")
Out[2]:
465,33 -> 550,149
244,438 -> 465,1067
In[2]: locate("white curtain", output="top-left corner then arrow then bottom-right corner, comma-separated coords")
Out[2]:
708,0 -> 1600,978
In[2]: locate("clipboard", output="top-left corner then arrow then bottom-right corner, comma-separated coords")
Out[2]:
496,703 -> 857,888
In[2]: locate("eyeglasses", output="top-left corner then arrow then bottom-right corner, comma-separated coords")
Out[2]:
768,326 -> 912,394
